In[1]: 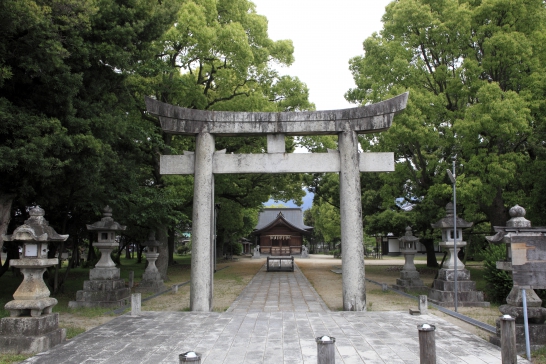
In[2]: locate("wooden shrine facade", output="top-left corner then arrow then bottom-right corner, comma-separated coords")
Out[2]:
254,208 -> 312,256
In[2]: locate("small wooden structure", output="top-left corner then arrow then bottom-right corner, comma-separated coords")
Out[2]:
253,208 -> 313,256
267,256 -> 294,272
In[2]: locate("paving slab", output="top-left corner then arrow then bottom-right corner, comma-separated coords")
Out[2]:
21,262 -> 530,363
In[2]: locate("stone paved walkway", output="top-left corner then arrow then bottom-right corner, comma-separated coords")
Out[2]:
23,262 -> 529,364
227,265 -> 330,313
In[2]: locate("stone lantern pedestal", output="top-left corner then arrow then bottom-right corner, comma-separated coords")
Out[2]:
0,207 -> 67,354
69,206 -> 130,308
135,231 -> 164,293
487,205 -> 546,352
393,227 -> 427,293
428,203 -> 489,307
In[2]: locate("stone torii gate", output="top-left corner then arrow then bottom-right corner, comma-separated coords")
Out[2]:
145,93 -> 408,312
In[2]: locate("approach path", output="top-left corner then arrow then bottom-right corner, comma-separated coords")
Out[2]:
23,259 -> 529,364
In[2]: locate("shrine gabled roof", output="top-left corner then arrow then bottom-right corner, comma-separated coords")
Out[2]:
254,208 -> 313,234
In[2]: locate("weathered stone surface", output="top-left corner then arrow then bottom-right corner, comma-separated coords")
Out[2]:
160,152 -> 395,175
11,267 -> 54,301
146,93 -> 409,136
135,279 -> 164,293
190,132 -> 214,312
436,268 -> 472,281
83,279 -> 126,291
0,208 -> 66,354
1,313 -> 59,336
0,314 -> 65,354
5,298 -> 57,317
70,207 -> 130,309
74,285 -> 131,303
89,267 -> 120,280
428,289 -> 489,307
491,318 -> 546,353
506,286 -> 543,307
0,328 -> 65,355
499,305 -> 546,324
339,130 -> 366,311
432,278 -> 476,291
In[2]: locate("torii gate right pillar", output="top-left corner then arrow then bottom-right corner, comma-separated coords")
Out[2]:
339,129 -> 366,311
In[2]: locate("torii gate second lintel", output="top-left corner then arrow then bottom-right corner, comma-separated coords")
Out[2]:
145,92 -> 408,312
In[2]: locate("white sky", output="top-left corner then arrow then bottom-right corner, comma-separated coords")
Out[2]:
251,0 -> 393,111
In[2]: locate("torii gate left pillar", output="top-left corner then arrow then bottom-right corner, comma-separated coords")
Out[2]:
146,93 -> 408,311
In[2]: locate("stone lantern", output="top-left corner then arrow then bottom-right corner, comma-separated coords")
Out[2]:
486,205 -> 546,352
431,202 -> 473,272
69,206 -> 130,308
0,207 -> 67,354
428,203 -> 489,307
393,227 -> 426,292
135,230 -> 164,292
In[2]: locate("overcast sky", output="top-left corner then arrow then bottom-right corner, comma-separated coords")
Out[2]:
251,0 -> 393,111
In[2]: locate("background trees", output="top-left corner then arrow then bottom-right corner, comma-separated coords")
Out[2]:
344,0 -> 546,265
0,0 -> 312,283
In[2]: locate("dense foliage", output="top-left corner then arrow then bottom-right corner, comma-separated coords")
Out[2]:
0,0 -> 312,285
336,0 -> 545,265
482,243 -> 512,303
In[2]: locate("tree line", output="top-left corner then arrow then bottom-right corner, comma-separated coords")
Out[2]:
307,0 -> 546,267
0,0 -> 312,288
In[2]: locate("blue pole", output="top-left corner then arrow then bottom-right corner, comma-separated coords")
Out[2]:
522,288 -> 531,360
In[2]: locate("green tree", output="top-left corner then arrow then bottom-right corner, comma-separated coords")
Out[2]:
0,0 -> 180,283
135,0 -> 312,275
346,0 -> 546,265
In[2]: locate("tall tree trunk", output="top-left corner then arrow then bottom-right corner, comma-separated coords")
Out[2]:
168,226 -> 175,265
421,238 -> 439,268
155,225 -> 169,280
0,193 -> 15,254
483,187 -> 510,228
137,242 -> 144,264
53,240 -> 64,294
0,242 -> 19,278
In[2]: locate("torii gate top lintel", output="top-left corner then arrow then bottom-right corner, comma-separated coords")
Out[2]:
145,92 -> 408,136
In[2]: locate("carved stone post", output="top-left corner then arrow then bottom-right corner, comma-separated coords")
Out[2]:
191,132 -> 215,311
339,129 -> 366,311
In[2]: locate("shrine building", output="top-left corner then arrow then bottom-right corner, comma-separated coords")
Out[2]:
253,208 -> 313,256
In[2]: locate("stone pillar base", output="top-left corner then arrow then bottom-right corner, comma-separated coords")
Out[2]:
90,267 -> 120,280
68,279 -> 130,308
135,279 -> 165,293
393,278 -> 428,293
490,319 -> 546,353
0,313 -> 66,354
428,269 -> 489,307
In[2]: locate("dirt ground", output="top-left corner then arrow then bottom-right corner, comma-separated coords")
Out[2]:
57,258 -> 265,331
296,255 -> 500,342
56,255 -> 501,343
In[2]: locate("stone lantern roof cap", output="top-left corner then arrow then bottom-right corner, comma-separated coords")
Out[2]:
86,205 -> 126,232
141,230 -> 160,247
399,226 -> 419,243
2,206 -> 69,242
430,202 -> 473,229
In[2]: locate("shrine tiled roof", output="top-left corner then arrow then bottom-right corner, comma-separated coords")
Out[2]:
254,208 -> 313,233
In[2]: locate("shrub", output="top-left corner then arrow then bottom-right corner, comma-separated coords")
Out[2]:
483,243 -> 512,304
177,244 -> 191,255
224,241 -> 243,256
